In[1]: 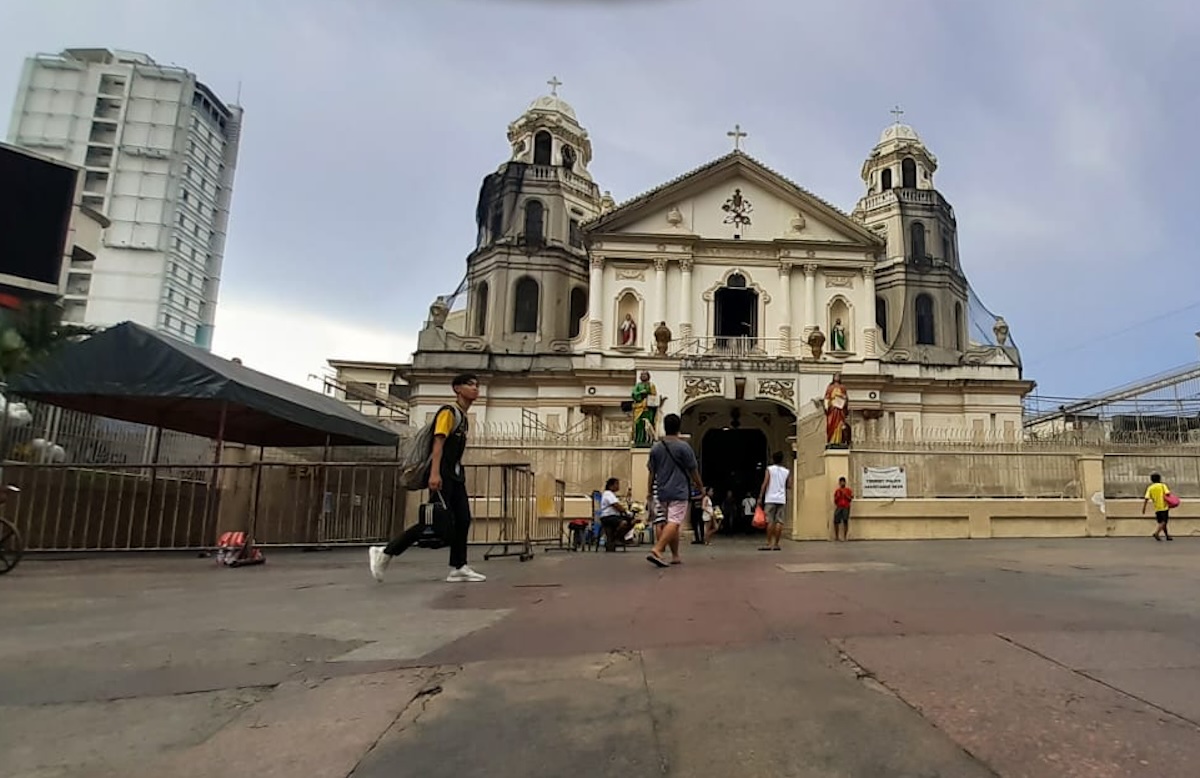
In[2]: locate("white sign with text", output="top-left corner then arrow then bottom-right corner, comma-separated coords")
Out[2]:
861,466 -> 907,498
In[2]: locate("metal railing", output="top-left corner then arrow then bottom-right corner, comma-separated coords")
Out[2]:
3,461 -> 542,556
672,335 -> 792,359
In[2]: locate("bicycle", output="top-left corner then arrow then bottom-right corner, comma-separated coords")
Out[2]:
0,485 -> 23,575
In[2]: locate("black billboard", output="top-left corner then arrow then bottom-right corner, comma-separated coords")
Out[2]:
0,145 -> 77,287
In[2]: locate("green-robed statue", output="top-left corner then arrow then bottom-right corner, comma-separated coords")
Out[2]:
631,371 -> 659,447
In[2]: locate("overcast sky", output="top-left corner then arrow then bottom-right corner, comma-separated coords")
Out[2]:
4,0 -> 1199,401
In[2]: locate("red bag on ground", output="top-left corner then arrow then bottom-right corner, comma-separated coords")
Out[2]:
752,505 -> 768,530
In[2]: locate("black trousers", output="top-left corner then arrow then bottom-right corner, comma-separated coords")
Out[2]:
691,505 -> 705,543
383,479 -> 472,569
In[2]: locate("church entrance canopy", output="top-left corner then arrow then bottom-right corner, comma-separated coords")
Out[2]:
8,322 -> 400,448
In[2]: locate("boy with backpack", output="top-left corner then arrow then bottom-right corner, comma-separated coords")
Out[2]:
369,373 -> 486,583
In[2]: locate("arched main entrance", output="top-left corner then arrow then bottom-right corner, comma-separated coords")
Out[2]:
681,398 -> 797,534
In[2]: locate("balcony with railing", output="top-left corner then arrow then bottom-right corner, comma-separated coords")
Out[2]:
525,165 -> 599,199
671,336 -> 794,360
858,188 -> 953,216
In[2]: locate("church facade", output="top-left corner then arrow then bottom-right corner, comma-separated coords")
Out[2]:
394,85 -> 1032,502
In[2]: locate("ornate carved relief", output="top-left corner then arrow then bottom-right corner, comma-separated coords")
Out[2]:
757,378 -> 796,405
666,206 -> 683,227
789,212 -> 807,233
803,263 -> 819,276
863,266 -> 875,279
825,274 -> 854,289
678,258 -> 694,272
683,376 -> 723,401
590,256 -> 605,270
653,258 -> 668,272
703,246 -> 769,258
721,188 -> 753,237
778,260 -> 794,275
615,267 -> 645,281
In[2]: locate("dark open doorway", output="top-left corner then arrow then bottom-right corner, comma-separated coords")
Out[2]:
701,427 -> 768,533
714,273 -> 757,349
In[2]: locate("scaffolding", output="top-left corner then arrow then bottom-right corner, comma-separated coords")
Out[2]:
1024,362 -> 1200,445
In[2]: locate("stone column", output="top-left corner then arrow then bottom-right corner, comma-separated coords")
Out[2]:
803,263 -> 818,329
777,260 -> 793,355
678,258 -> 694,342
863,265 -> 877,356
587,255 -> 604,349
653,257 -> 668,332
802,263 -> 818,356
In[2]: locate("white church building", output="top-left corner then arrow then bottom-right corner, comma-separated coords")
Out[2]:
340,84 -> 1031,501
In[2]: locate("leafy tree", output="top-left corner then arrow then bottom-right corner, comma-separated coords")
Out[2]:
0,301 -> 96,380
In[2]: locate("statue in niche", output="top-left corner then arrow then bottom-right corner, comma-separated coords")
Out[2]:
823,373 -> 850,449
993,317 -> 1009,346
428,296 -> 450,329
807,326 -> 826,360
831,318 -> 847,352
631,371 -> 660,448
654,321 -> 672,356
619,313 -> 637,347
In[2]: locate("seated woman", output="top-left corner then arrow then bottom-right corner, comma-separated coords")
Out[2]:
598,477 -> 633,552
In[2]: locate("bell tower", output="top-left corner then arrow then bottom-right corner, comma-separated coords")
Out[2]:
466,78 -> 602,353
852,110 -> 969,362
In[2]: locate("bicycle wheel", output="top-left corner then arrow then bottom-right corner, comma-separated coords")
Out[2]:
0,517 -> 22,575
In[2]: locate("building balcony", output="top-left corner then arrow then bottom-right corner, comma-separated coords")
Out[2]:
525,164 -> 600,199
858,188 -> 954,218
669,336 -> 803,371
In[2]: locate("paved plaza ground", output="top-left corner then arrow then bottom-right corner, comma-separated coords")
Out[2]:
2,535 -> 1200,777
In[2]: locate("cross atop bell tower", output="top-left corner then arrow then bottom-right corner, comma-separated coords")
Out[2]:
890,105 -> 905,123
547,75 -> 562,96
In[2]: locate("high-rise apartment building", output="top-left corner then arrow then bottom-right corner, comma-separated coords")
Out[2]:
6,48 -> 242,348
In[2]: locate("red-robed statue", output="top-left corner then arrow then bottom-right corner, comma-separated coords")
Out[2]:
824,373 -> 849,448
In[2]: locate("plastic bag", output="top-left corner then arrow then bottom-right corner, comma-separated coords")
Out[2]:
752,505 -> 767,530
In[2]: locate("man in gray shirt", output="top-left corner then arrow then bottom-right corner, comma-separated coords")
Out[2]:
647,413 -> 704,568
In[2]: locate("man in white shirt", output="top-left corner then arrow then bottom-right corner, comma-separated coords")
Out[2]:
758,451 -> 791,551
598,477 -> 632,551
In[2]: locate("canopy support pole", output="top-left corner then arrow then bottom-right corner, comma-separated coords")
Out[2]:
206,402 -> 228,546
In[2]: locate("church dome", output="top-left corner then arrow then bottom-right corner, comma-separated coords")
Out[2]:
879,122 -> 921,144
526,94 -> 577,121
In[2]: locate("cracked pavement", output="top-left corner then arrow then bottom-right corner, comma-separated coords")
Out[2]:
3,538 -> 1200,776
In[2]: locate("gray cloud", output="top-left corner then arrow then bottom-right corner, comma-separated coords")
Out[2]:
3,0 -> 1198,394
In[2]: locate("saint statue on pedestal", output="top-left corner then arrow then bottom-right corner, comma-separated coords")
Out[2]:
831,318 -> 847,352
631,371 -> 659,448
619,313 -> 637,347
824,373 -> 849,449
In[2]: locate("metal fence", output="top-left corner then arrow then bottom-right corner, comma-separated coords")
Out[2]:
4,460 -> 541,556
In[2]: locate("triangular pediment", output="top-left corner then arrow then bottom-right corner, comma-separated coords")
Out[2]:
586,152 -> 883,248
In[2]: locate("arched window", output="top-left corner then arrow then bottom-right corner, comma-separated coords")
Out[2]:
876,296 -> 888,343
954,301 -> 964,351
901,158 -> 917,188
568,287 -> 587,338
513,277 -> 539,333
569,218 -> 582,249
489,204 -> 504,242
910,221 -> 926,260
915,294 -> 936,345
533,131 -> 552,165
474,282 -> 489,337
524,200 -> 544,246
881,168 -> 893,191
942,234 -> 953,265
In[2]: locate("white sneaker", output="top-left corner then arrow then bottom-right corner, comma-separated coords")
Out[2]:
368,546 -> 391,582
446,565 -> 486,583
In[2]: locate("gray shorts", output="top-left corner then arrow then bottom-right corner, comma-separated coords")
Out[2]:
765,503 -> 787,524
833,507 -> 851,525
